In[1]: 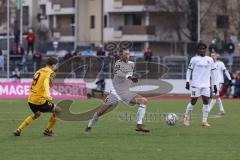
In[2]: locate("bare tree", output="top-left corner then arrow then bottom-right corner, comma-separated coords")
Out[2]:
229,0 -> 240,38
155,0 -> 215,42
0,0 -> 7,31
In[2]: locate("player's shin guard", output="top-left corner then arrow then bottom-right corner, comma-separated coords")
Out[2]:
47,115 -> 58,131
87,112 -> 99,128
217,98 -> 224,112
17,115 -> 34,131
137,104 -> 146,125
185,103 -> 194,118
202,104 -> 209,122
209,99 -> 216,112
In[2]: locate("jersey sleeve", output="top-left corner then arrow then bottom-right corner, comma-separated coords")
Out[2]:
186,58 -> 194,82
188,57 -> 195,70
221,62 -> 231,80
221,62 -> 226,70
43,74 -> 52,100
210,59 -> 217,85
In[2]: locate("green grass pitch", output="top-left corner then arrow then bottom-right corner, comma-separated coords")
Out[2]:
0,98 -> 240,160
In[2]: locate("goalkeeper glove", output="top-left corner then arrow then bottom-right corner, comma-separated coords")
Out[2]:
213,85 -> 218,94
185,82 -> 190,90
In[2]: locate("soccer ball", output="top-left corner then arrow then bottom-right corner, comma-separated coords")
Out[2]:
165,113 -> 178,126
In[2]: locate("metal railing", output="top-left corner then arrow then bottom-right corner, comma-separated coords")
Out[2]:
0,55 -> 240,79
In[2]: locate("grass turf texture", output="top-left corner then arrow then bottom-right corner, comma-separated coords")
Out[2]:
0,98 -> 239,160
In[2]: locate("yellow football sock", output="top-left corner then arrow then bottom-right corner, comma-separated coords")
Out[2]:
47,115 -> 58,131
17,115 -> 34,131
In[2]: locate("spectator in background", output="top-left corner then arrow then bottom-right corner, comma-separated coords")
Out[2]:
97,47 -> 106,57
91,75 -> 106,97
0,49 -> 4,71
83,47 -> 93,57
73,48 -> 81,56
10,43 -> 24,70
11,65 -> 21,82
33,51 -> 42,71
144,47 -> 152,62
26,29 -> 36,55
64,51 -> 73,61
233,71 -> 240,98
21,54 -> 28,73
14,30 -> 20,48
103,54 -> 112,72
209,42 -> 218,53
225,40 -> 235,67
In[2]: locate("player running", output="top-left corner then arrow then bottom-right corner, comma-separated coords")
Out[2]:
85,50 -> 150,133
14,57 -> 61,136
208,52 -> 232,115
184,42 -> 218,127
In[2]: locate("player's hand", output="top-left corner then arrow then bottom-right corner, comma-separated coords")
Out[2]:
185,82 -> 190,90
213,85 -> 218,94
228,80 -> 233,86
128,76 -> 138,83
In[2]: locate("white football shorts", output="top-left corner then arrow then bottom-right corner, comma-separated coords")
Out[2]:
190,87 -> 211,98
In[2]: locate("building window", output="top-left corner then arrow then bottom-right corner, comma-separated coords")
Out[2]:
131,42 -> 142,51
104,15 -> 107,28
124,14 -> 142,26
90,15 -> 95,29
71,15 -> 75,35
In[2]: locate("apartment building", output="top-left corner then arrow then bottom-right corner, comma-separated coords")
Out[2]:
0,0 -> 38,33
4,0 -> 239,55
36,0 -> 75,42
78,0 -> 103,47
35,0 -> 103,47
103,0 -> 189,55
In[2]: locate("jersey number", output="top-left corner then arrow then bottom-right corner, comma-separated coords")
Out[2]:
32,72 -> 41,86
114,65 -> 120,74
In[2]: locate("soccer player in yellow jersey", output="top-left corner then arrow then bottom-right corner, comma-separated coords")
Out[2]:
14,57 -> 61,136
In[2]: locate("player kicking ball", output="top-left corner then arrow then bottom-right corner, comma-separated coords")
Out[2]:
184,42 -> 218,127
85,50 -> 150,133
208,52 -> 232,116
14,57 -> 61,136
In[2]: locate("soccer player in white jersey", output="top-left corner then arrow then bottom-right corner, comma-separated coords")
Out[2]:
208,52 -> 232,115
85,50 -> 150,133
184,42 -> 218,127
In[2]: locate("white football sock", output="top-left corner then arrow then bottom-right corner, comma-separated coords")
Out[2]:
87,112 -> 99,128
217,98 -> 224,112
137,104 -> 146,125
209,99 -> 216,112
185,103 -> 194,118
202,104 -> 209,122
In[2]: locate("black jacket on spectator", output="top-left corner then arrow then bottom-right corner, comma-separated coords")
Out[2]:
226,42 -> 235,54
97,48 -> 106,56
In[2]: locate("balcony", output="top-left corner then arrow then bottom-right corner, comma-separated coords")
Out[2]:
38,0 -> 49,5
52,0 -> 74,8
52,28 -> 74,42
104,26 -> 156,42
46,1 -> 74,15
105,0 -> 186,13
122,26 -> 155,35
122,0 -> 156,6
105,0 -> 156,13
